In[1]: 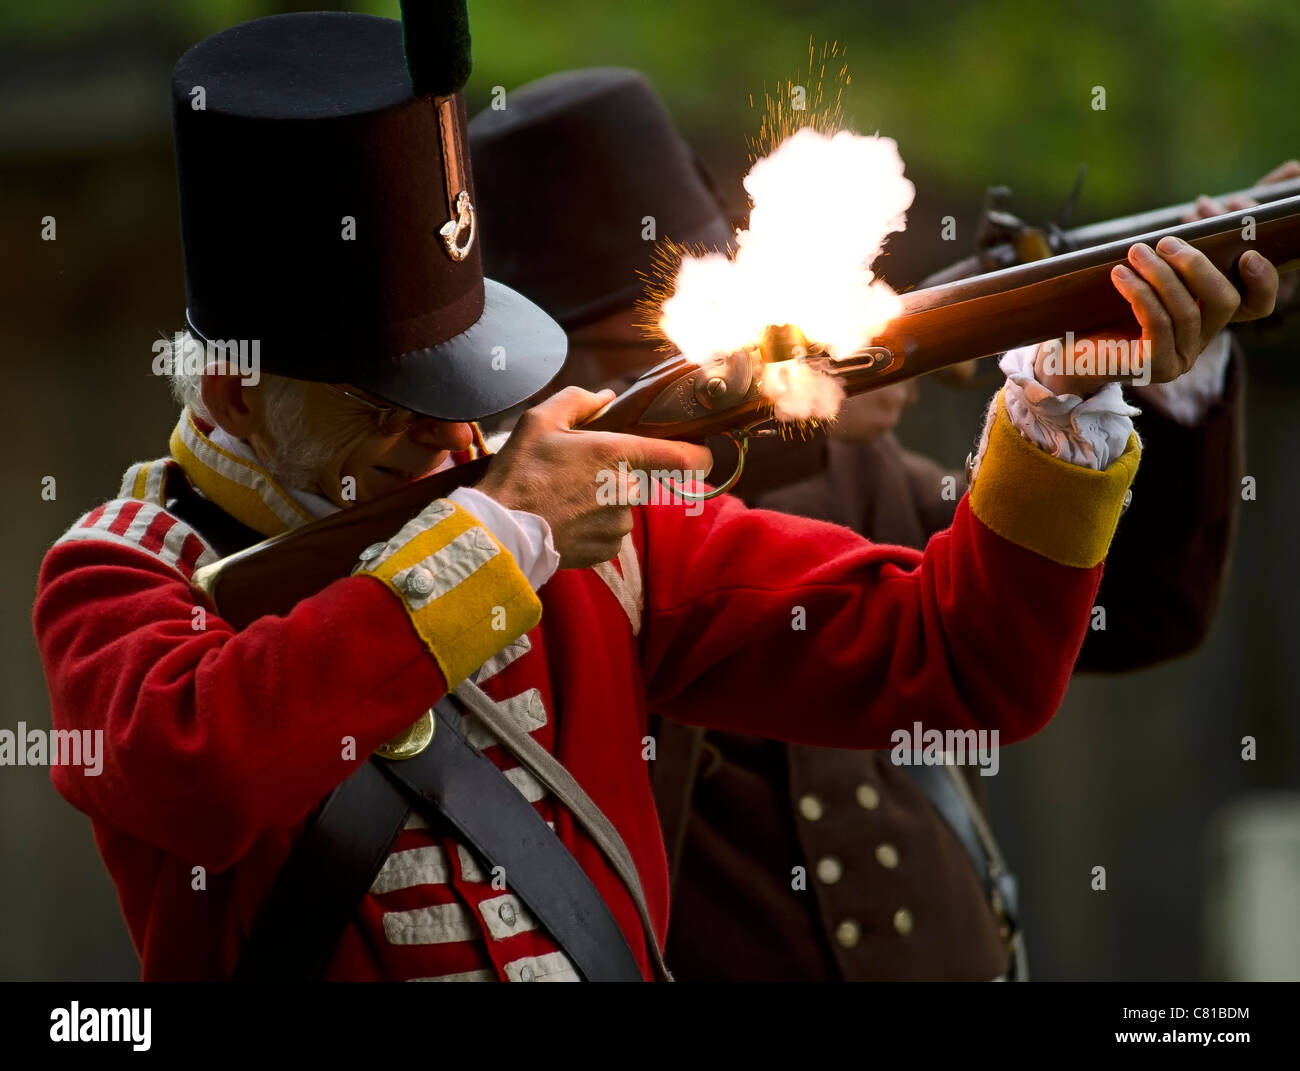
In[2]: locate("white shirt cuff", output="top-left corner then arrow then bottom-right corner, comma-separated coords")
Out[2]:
971,345 -> 1139,478
447,485 -> 561,591
1127,331 -> 1231,426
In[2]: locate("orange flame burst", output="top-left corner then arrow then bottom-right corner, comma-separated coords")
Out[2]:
651,43 -> 915,423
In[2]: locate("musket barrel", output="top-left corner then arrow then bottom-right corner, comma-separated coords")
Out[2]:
918,177 -> 1300,287
855,193 -> 1300,393
1062,177 -> 1300,251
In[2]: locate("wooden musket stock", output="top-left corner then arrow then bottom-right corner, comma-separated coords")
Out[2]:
194,185 -> 1300,627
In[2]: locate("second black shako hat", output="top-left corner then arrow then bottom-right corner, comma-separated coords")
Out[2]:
469,68 -> 736,329
170,5 -> 565,421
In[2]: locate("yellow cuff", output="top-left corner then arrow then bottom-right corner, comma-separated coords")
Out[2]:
359,500 -> 542,687
969,391 -> 1141,569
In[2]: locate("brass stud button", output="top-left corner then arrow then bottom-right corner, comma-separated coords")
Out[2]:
797,794 -> 824,821
875,842 -> 900,869
856,783 -> 880,810
815,856 -> 844,885
893,908 -> 914,936
375,708 -> 436,760
835,919 -> 862,949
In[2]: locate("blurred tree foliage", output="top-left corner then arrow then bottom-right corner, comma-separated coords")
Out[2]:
3,0 -> 1296,217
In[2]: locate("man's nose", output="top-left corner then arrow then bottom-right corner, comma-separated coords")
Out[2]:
407,417 -> 474,452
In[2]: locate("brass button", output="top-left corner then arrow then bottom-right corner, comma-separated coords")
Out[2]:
797,794 -> 824,821
856,783 -> 880,810
893,908 -> 914,936
815,856 -> 844,885
875,842 -> 900,869
375,708 -> 436,760
835,919 -> 861,949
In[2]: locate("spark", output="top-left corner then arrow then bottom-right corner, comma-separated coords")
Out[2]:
750,39 -> 853,161
654,43 -> 914,423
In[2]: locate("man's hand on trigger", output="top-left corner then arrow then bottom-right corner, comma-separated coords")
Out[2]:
473,386 -> 713,570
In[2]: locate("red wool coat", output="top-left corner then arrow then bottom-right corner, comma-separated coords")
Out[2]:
34,399 -> 1138,980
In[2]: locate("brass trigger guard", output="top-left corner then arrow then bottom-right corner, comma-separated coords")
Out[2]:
655,429 -> 750,502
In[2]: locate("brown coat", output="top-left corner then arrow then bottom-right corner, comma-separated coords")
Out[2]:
654,353 -> 1245,980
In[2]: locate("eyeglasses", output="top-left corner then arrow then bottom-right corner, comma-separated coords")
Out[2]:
322,383 -> 419,435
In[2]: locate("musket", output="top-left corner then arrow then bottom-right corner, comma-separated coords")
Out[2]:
919,175 -> 1300,286
194,180 -> 1300,628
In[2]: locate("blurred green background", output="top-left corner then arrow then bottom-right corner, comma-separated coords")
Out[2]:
7,0 -> 1300,210
2,0 -> 1297,981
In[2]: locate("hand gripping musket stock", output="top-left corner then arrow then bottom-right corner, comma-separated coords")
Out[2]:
192,179 -> 1300,630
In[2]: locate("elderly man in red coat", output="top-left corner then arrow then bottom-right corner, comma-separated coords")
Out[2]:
33,19 -> 1279,981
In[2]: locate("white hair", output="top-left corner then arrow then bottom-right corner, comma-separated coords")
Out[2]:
166,331 -> 211,422
165,330 -> 335,489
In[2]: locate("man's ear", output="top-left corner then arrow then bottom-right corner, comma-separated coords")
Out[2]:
200,372 -> 258,438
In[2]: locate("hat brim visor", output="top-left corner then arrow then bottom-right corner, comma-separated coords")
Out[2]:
350,279 -> 568,422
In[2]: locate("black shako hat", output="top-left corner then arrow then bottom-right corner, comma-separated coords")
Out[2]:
468,68 -> 736,329
170,5 -> 564,421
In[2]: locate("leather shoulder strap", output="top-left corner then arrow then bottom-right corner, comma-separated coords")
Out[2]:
454,679 -> 673,981
233,760 -> 412,980
177,476 -> 651,980
235,696 -> 644,981
905,763 -> 1028,979
382,697 -> 644,981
